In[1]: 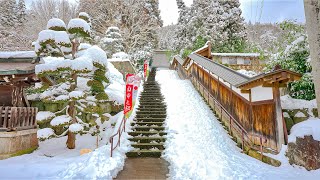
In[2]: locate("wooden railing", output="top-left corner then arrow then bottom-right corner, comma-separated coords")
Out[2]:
109,117 -> 126,157
0,106 -> 38,131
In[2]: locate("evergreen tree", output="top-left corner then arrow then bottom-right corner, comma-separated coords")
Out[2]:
33,13 -> 109,149
0,0 -> 16,27
16,0 -> 27,26
175,0 -> 247,54
100,26 -> 124,58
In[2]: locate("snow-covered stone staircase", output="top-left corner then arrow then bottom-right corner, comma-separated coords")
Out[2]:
127,68 -> 167,157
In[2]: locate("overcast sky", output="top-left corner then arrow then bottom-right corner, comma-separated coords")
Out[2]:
25,0 -> 306,26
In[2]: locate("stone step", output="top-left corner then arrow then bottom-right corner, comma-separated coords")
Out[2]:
137,107 -> 166,111
137,106 -> 167,111
134,118 -> 166,122
139,97 -> 164,100
132,126 -> 165,131
136,111 -> 166,114
139,102 -> 164,106
131,122 -> 164,126
128,131 -> 167,137
126,150 -> 163,158
131,143 -> 165,150
129,137 -> 166,143
136,114 -> 167,118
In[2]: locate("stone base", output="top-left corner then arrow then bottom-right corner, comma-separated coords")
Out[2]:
286,135 -> 320,170
0,129 -> 38,160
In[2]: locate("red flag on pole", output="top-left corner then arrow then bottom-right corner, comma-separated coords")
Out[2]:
124,84 -> 133,116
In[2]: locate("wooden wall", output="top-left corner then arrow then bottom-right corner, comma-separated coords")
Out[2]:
189,63 -> 278,151
0,85 -> 13,106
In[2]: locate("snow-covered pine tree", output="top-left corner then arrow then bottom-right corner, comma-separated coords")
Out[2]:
175,0 -> 246,54
100,26 -> 124,58
215,0 -> 247,52
16,0 -> 27,26
0,0 -> 17,27
33,13 -> 110,149
175,0 -> 192,51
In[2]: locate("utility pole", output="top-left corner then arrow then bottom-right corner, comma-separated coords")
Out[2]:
304,0 -> 320,117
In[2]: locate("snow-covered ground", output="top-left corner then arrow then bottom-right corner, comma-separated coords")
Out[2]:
0,84 -> 142,179
156,69 -> 320,180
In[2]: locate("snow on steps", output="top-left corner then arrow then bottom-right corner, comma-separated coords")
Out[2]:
127,68 -> 167,158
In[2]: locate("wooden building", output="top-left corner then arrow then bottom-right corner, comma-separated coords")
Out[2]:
178,46 -> 301,153
211,52 -> 263,72
0,51 -> 39,159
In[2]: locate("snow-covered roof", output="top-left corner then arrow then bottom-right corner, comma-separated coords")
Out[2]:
173,55 -> 185,65
0,51 -> 36,59
212,53 -> 260,57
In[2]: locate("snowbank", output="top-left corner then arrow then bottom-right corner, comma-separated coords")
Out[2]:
281,95 -> 317,110
156,69 -> 320,180
288,118 -> 320,143
105,62 -> 125,104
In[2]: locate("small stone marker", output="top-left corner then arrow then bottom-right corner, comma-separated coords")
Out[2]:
80,148 -> 92,155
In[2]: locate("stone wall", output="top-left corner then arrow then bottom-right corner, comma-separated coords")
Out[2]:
283,108 -> 318,133
0,129 -> 38,160
286,135 -> 320,170
110,61 -> 136,79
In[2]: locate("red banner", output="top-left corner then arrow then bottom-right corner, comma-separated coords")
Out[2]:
124,84 -> 133,115
144,60 -> 148,78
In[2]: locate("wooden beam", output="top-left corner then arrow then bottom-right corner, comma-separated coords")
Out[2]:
240,89 -> 251,94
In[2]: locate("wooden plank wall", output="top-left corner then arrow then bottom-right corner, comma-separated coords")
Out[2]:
0,106 -> 38,131
189,63 -> 277,150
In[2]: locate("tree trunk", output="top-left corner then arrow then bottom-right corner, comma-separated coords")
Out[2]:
66,73 -> 78,149
304,0 -> 320,117
66,39 -> 80,149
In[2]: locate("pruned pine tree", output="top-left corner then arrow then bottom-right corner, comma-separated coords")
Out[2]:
33,13 -> 109,149
100,26 -> 124,58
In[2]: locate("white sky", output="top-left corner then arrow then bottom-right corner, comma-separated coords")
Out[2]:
159,0 -> 305,26
159,0 -> 193,26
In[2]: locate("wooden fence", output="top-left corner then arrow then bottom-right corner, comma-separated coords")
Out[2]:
190,63 -> 277,151
0,106 -> 38,132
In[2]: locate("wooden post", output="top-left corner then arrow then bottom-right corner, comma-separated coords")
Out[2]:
273,82 -> 284,152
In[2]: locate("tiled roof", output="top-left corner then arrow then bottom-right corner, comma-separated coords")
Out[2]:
188,53 -> 250,86
174,55 -> 185,65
